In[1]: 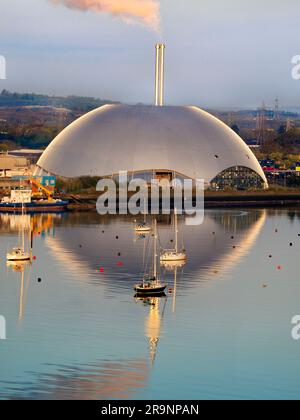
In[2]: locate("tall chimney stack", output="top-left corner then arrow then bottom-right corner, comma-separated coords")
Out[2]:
155,44 -> 165,106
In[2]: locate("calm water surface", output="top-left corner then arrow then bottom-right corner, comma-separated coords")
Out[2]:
0,209 -> 300,400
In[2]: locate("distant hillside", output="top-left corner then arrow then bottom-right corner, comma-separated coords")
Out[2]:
0,90 -> 120,112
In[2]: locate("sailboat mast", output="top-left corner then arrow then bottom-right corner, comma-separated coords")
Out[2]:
19,266 -> 25,321
172,267 -> 178,314
144,197 -> 147,224
175,208 -> 178,253
30,217 -> 33,262
21,201 -> 25,250
154,219 -> 157,279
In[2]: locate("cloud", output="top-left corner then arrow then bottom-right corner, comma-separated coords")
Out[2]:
50,0 -> 161,31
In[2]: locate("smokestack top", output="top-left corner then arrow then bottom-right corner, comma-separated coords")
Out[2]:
155,43 -> 165,107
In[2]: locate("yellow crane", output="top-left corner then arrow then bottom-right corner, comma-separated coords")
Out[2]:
28,178 -> 54,201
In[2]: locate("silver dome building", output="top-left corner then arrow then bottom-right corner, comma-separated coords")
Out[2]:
36,45 -> 267,190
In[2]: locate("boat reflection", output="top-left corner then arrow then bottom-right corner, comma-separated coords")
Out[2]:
6,260 -> 32,322
135,295 -> 168,366
161,260 -> 186,271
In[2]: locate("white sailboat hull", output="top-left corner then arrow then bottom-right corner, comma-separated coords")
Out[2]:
160,251 -> 187,262
134,224 -> 151,232
7,253 -> 31,262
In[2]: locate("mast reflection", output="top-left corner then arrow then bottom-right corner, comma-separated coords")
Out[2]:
6,260 -> 32,322
135,295 -> 167,366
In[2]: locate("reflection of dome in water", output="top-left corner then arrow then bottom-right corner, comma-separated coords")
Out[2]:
44,210 -> 266,290
35,105 -> 267,189
6,360 -> 149,400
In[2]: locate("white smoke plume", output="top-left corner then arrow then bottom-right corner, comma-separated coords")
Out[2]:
50,0 -> 161,31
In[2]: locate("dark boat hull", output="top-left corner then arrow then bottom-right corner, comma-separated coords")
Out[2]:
134,285 -> 167,295
0,201 -> 69,213
135,292 -> 166,299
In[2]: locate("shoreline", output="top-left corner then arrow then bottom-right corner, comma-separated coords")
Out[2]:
65,192 -> 300,211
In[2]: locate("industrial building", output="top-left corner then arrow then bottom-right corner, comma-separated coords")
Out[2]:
0,153 -> 32,178
8,149 -> 44,162
35,45 -> 268,191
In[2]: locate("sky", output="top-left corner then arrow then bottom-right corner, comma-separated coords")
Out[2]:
1,0 -> 300,108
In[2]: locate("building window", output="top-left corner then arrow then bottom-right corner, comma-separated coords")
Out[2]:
210,166 -> 264,190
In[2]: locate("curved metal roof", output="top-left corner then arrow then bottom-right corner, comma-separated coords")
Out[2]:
36,104 -> 267,185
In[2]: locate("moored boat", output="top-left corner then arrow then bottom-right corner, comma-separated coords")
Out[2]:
0,189 -> 68,213
134,220 -> 167,296
160,208 -> 187,263
134,222 -> 152,233
7,199 -> 31,262
134,277 -> 167,296
134,199 -> 151,233
7,247 -> 31,262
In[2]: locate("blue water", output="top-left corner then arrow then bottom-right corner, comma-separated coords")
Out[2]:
0,209 -> 300,400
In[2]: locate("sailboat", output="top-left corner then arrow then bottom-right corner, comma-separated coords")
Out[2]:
160,209 -> 187,262
134,198 -> 151,233
134,221 -> 151,233
7,202 -> 31,262
134,220 -> 167,296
